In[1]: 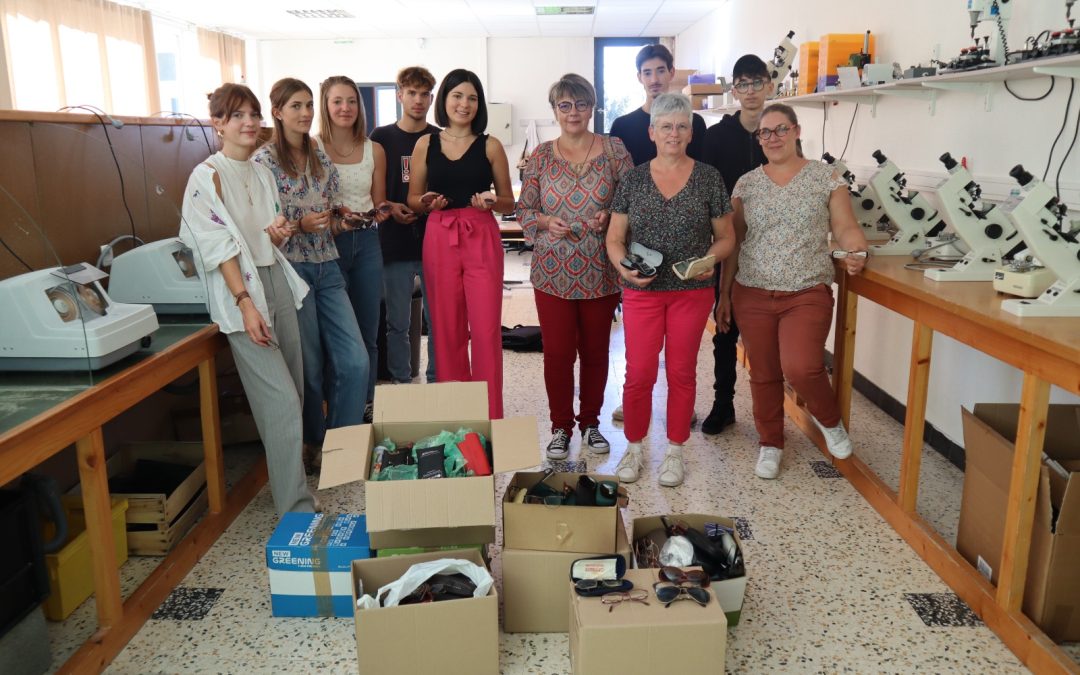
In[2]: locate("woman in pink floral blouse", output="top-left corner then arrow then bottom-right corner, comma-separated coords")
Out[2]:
517,73 -> 634,460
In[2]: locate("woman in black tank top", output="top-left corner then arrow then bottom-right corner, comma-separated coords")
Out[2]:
406,69 -> 514,419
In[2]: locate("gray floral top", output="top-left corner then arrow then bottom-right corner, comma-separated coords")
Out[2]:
732,161 -> 847,292
610,161 -> 732,292
253,144 -> 343,264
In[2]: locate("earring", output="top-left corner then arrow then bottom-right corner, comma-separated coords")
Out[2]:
217,130 -> 224,138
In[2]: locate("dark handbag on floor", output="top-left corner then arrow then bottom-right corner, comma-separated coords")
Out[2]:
501,324 -> 543,352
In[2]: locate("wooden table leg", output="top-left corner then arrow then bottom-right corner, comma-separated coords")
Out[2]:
898,323 -> 933,513
832,275 -> 858,428
996,373 -> 1051,612
76,428 -> 122,628
198,357 -> 226,514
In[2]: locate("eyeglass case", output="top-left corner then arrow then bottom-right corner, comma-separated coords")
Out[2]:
570,555 -> 631,596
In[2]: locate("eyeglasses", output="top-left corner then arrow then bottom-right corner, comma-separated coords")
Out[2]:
658,566 -> 711,588
601,590 -> 650,612
654,122 -> 691,136
556,100 -> 591,113
524,494 -> 564,506
733,78 -> 767,93
653,582 -> 710,608
575,578 -> 623,592
753,124 -> 796,141
633,538 -> 661,569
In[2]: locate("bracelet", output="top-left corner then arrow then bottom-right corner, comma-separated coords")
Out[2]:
234,290 -> 251,306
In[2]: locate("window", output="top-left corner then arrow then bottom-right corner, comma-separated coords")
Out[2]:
593,37 -> 659,133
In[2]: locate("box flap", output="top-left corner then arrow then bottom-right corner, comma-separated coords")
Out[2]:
317,424 -> 373,490
491,416 -> 541,474
1056,464 -> 1080,535
365,475 -> 495,533
961,408 -> 1015,492
374,382 -> 488,424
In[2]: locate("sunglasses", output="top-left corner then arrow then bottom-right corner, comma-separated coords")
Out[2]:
556,100 -> 591,113
654,582 -> 710,608
733,78 -> 767,93
753,124 -> 796,141
601,589 -> 649,612
658,566 -> 711,588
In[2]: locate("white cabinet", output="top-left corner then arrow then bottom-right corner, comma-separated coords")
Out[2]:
487,102 -> 512,145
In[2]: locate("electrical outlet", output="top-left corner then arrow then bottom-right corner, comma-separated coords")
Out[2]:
99,244 -> 113,267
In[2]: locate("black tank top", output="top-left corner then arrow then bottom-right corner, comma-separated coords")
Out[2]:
427,133 -> 494,208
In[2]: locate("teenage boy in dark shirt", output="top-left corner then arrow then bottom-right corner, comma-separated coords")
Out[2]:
370,66 -> 440,384
699,54 -> 772,435
610,43 -> 708,165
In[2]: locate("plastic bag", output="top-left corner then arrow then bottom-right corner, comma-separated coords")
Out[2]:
659,534 -> 695,567
356,558 -> 494,609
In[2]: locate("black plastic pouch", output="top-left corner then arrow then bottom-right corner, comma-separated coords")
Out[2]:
415,444 -> 446,479
570,555 -> 631,596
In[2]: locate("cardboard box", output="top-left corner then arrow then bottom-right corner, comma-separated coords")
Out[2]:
503,471 -> 620,553
375,543 -> 486,559
317,382 -> 538,549
669,68 -> 696,93
682,83 -> 725,96
352,548 -> 498,675
630,514 -> 748,626
798,41 -> 821,95
503,511 -> 631,633
956,404 -> 1080,642
569,568 -> 726,675
266,513 -> 371,617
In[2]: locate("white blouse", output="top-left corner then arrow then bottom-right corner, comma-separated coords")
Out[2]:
208,153 -> 277,266
317,137 -> 375,213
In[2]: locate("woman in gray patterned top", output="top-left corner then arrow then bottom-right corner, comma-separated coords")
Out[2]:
719,103 -> 868,481
606,93 -> 735,489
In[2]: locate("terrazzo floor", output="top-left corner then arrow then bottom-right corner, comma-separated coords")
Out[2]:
43,250 -> 1079,673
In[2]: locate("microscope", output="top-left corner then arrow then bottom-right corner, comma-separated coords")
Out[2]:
1000,166 -> 1080,318
925,152 -> 1019,281
769,31 -> 797,98
867,150 -> 956,257
822,153 -> 891,241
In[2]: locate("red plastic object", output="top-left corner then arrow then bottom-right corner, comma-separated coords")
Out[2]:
457,433 -> 491,476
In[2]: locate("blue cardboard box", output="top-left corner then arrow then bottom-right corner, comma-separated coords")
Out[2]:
266,513 -> 371,617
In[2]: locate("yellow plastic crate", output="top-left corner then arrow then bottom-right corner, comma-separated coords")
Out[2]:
42,497 -> 129,621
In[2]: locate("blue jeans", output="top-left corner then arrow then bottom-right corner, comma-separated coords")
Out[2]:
291,260 -> 368,445
383,260 -> 436,383
334,228 -> 382,401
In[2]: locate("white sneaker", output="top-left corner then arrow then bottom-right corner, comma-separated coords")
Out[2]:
811,417 -> 854,459
612,405 -> 624,422
582,426 -> 610,454
658,446 -> 685,488
616,442 -> 644,483
755,446 -> 783,480
546,428 -> 570,460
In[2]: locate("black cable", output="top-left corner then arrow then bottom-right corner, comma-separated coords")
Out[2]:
839,104 -> 859,161
1054,92 -> 1080,200
820,102 -> 827,158
1043,78 -> 1076,181
1,235 -> 33,271
58,105 -> 138,246
1004,76 -> 1055,101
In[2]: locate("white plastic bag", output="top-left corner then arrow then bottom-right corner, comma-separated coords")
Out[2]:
356,558 -> 493,610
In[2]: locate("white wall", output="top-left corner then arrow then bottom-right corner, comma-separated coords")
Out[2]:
677,0 -> 1080,444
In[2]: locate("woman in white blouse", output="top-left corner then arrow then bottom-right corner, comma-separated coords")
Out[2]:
315,76 -> 389,416
179,83 -> 315,515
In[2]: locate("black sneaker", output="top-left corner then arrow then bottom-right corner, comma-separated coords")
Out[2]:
581,426 -> 610,454
363,402 -> 374,423
546,428 -> 571,460
701,400 -> 735,435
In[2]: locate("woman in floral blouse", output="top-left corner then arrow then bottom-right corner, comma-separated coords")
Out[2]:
720,103 -> 867,481
517,74 -> 633,460
254,77 -> 368,473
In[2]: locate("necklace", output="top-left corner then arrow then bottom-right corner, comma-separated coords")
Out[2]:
441,129 -> 472,139
557,133 -> 598,177
331,140 -> 357,158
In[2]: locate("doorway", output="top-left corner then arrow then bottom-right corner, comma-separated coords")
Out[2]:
593,37 -> 659,133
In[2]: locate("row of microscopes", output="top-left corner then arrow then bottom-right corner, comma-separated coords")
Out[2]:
822,150 -> 1079,318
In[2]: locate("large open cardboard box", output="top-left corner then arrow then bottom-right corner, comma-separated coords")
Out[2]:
956,403 -> 1080,642
569,567 -> 727,674
352,548 -> 498,675
318,382 -> 538,548
630,514 -> 748,626
503,471 -> 621,553
503,511 -> 630,633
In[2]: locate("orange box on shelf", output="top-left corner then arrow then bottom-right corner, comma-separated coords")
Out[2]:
818,33 -> 876,80
798,41 -> 820,95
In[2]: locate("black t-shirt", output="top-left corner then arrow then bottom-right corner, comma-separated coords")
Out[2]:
370,122 -> 439,263
609,107 -> 708,166
426,133 -> 494,208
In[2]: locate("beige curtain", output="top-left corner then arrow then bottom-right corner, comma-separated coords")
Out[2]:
0,0 -> 159,114
197,28 -> 246,86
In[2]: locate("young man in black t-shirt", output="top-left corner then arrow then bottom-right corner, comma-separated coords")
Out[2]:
699,54 -> 772,435
370,66 -> 440,383
609,44 -> 708,165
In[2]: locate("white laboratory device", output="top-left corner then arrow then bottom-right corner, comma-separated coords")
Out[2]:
108,238 -> 208,314
867,150 -> 952,256
822,153 -> 891,241
769,31 -> 797,97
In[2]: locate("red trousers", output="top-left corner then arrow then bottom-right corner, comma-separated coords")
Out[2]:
622,287 -> 714,444
732,282 -> 841,448
534,289 -> 621,433
423,207 -> 504,419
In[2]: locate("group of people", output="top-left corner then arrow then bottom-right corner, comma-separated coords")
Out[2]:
180,44 -> 868,516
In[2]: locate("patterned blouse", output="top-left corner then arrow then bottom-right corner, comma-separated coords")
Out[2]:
732,161 -> 846,292
253,144 -> 343,264
610,161 -> 732,292
517,136 -> 633,299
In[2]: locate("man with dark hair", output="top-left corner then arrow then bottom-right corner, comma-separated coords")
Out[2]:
371,66 -> 439,384
699,54 -> 773,435
609,43 -> 708,165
